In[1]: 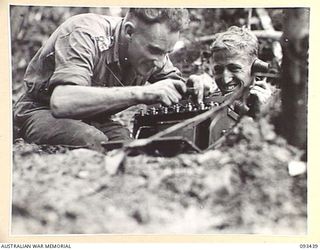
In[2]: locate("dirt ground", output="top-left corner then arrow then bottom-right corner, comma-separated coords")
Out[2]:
11,109 -> 307,235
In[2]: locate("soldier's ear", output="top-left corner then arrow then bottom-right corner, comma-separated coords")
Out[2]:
124,21 -> 135,39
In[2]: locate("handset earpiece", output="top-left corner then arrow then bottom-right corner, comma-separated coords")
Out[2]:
251,58 -> 269,75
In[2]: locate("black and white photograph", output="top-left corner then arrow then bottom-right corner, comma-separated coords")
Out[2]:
10,6 -> 309,235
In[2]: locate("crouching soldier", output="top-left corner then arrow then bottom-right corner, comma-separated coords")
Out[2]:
13,8 -> 214,151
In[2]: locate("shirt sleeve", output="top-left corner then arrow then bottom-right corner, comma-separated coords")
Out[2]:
148,55 -> 182,83
48,29 -> 97,91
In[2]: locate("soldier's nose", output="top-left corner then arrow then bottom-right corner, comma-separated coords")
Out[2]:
153,56 -> 166,69
222,71 -> 233,84
223,77 -> 233,84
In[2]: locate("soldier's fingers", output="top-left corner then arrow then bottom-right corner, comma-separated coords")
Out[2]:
197,83 -> 204,103
172,80 -> 187,94
254,80 -> 270,90
168,84 -> 183,99
250,88 -> 266,96
250,89 -> 269,104
161,95 -> 172,106
204,83 -> 216,96
163,87 -> 182,104
251,85 -> 271,95
172,89 -> 183,103
158,90 -> 174,106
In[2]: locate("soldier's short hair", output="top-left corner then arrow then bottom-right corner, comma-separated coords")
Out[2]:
127,8 -> 189,32
211,26 -> 259,59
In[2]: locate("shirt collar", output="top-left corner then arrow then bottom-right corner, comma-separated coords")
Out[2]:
106,18 -> 123,65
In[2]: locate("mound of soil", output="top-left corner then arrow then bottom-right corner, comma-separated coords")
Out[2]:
11,114 -> 307,234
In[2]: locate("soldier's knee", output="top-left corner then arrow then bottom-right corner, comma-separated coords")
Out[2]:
76,127 -> 108,151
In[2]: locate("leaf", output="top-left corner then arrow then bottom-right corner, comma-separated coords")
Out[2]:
104,150 -> 126,175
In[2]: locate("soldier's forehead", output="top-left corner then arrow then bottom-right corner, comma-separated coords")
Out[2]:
136,22 -> 179,48
212,50 -> 250,62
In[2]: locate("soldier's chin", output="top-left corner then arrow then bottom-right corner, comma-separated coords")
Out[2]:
135,67 -> 146,76
136,66 -> 154,76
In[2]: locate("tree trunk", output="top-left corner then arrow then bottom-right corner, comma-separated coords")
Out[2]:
279,8 -> 309,153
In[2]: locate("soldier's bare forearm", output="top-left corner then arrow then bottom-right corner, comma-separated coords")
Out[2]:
50,85 -> 142,119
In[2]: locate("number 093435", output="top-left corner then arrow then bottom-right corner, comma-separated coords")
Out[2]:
300,244 -> 318,248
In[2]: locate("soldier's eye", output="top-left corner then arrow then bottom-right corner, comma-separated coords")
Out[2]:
148,45 -> 164,55
228,65 -> 242,72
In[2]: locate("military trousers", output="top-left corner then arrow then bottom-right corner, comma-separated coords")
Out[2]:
16,109 -> 131,151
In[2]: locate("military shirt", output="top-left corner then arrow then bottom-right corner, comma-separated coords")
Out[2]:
14,13 -> 181,126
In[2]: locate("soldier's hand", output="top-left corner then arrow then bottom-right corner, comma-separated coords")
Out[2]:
187,73 -> 218,103
138,79 -> 187,106
249,80 -> 272,105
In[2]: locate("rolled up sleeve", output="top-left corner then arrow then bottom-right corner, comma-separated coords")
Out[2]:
49,29 -> 97,90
